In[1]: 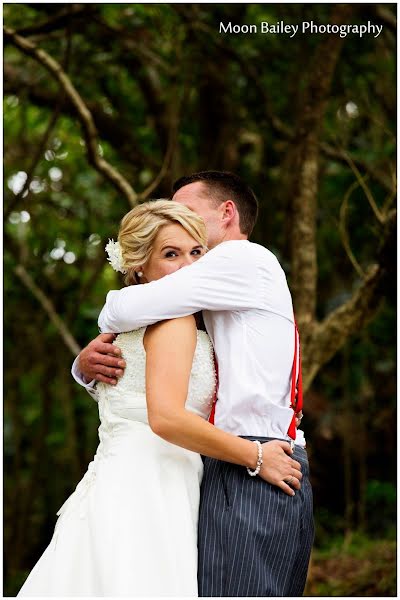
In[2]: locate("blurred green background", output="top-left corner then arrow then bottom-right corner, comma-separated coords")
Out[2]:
4,3 -> 396,596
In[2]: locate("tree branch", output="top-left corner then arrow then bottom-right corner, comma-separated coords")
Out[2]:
374,5 -> 397,34
339,179 -> 366,278
182,12 -> 394,195
185,17 -> 292,139
5,25 -> 73,220
4,26 -> 138,207
15,4 -> 95,37
5,101 -> 61,220
320,142 -> 393,193
302,208 -> 396,390
14,264 -> 81,356
136,84 -> 182,201
91,16 -> 171,151
4,63 -> 159,173
289,4 -> 355,330
341,149 -> 386,224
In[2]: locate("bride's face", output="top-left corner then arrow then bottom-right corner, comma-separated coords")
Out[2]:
141,223 -> 205,283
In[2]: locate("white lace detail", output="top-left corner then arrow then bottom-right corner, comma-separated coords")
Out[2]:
55,327 -> 215,529
96,328 -> 216,422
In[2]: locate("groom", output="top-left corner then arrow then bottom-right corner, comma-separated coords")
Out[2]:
72,171 -> 314,596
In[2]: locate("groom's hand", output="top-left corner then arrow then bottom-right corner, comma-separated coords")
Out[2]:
78,333 -> 126,385
259,440 -> 302,496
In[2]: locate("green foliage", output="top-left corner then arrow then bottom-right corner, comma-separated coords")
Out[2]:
365,480 -> 396,532
306,535 -> 396,596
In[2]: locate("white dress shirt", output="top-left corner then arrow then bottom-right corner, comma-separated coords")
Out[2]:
73,240 -> 305,446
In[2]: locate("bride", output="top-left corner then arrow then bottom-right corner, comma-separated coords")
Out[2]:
18,200 -> 300,597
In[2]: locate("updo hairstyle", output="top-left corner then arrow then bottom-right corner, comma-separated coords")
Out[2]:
118,199 -> 207,285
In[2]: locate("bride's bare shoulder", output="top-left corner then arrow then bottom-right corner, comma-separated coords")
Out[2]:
143,315 -> 197,349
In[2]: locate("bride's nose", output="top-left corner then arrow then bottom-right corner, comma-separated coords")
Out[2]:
178,255 -> 196,269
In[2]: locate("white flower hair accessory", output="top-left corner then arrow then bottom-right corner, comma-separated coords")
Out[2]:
105,239 -> 127,274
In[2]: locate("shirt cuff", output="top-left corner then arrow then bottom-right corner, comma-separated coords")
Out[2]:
71,356 -> 98,401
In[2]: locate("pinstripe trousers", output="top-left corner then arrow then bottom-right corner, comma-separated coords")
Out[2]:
197,438 -> 314,597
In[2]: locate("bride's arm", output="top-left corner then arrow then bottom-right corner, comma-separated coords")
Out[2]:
144,316 -> 301,496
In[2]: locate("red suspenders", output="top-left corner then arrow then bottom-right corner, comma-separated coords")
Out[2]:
208,319 -> 303,438
208,357 -> 218,425
287,320 -> 303,440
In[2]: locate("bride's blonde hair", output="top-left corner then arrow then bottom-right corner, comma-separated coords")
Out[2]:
118,199 -> 207,285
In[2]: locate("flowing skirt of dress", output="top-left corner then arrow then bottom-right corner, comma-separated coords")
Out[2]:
18,419 -> 203,597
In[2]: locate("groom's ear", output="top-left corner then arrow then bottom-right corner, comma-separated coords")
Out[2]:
221,200 -> 236,225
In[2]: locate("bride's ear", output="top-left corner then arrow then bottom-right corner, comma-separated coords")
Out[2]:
134,269 -> 144,284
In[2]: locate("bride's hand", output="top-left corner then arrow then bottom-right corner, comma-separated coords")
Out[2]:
258,440 -> 302,496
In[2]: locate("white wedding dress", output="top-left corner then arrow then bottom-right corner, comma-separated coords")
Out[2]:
19,327 -> 216,597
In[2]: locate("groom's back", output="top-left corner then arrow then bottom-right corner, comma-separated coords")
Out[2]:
202,240 -> 303,445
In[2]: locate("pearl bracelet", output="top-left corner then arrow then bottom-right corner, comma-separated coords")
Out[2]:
246,440 -> 263,477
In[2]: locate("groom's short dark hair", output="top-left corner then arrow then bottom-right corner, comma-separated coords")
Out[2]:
172,171 -> 259,236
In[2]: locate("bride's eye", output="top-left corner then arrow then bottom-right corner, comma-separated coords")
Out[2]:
191,248 -> 203,256
165,251 -> 178,258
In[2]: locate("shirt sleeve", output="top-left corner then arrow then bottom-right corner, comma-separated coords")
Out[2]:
71,356 -> 99,402
98,242 -> 264,333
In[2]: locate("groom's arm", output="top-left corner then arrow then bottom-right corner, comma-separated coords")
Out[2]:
98,243 -> 261,333
71,356 -> 98,400
77,243 -> 271,386
71,332 -> 125,397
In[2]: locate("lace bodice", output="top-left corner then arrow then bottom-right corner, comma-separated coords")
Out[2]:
96,327 -> 216,425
